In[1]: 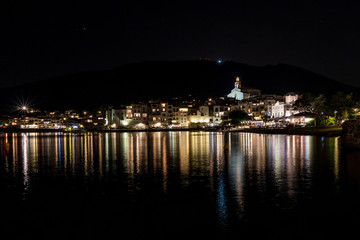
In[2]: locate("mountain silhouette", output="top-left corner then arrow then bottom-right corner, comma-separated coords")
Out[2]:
0,60 -> 358,112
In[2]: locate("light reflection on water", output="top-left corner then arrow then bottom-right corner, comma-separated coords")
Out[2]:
0,131 -> 360,238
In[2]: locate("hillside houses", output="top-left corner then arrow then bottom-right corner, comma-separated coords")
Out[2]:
1,77 -> 307,130
105,91 -> 301,129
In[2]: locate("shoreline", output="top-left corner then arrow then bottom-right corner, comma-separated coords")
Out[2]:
228,126 -> 343,137
0,126 -> 343,137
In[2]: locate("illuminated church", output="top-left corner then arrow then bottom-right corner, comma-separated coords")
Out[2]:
227,76 -> 244,100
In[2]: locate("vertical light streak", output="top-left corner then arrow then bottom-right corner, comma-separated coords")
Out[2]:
135,133 -> 140,174
334,136 -> 340,181
98,133 -> 103,177
84,133 -> 88,176
105,132 -> 110,174
231,133 -> 245,212
89,133 -> 94,175
127,133 -> 134,175
71,134 -> 76,174
179,131 -> 190,185
162,134 -> 168,193
111,132 -> 117,172
22,133 -> 29,192
64,133 -> 68,170
57,132 -> 62,171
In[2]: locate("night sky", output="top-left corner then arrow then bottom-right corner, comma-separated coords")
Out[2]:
2,1 -> 360,88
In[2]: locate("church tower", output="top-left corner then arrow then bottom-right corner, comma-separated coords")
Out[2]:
235,76 -> 241,89
227,76 -> 244,101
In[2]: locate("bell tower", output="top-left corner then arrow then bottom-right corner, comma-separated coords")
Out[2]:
227,76 -> 244,100
235,76 -> 241,89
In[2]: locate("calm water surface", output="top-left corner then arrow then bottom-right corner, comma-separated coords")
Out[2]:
1,131 -> 360,239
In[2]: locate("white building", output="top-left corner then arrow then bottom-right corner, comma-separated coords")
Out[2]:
173,107 -> 189,126
232,96 -> 277,120
285,92 -> 299,104
189,105 -> 211,124
227,77 -> 244,101
267,101 -> 285,118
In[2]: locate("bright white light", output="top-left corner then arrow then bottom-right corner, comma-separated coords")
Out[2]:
217,59 -> 222,63
305,118 -> 313,123
135,123 -> 146,129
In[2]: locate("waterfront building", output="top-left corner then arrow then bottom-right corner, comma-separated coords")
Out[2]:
188,105 -> 211,125
148,101 -> 172,128
286,112 -> 317,126
106,106 -> 127,128
212,105 -> 231,124
267,101 -> 285,118
173,107 -> 189,127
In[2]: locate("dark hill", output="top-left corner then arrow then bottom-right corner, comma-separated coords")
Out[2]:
0,60 -> 359,112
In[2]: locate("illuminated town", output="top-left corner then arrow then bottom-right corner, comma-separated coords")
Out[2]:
1,77 -> 358,131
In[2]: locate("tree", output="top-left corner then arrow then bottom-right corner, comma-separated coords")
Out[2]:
294,92 -> 315,112
327,92 -> 355,125
311,94 -> 327,114
228,110 -> 251,125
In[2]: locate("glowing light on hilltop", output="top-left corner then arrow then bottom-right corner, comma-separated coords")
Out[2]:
14,95 -> 34,113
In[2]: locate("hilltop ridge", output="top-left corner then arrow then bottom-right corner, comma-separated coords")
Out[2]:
0,60 -> 358,112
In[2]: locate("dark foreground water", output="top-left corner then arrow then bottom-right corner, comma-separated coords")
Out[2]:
1,132 -> 360,240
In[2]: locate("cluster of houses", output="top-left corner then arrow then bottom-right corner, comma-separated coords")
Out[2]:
0,77 -> 315,130
0,109 -> 107,130
105,77 -> 309,130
